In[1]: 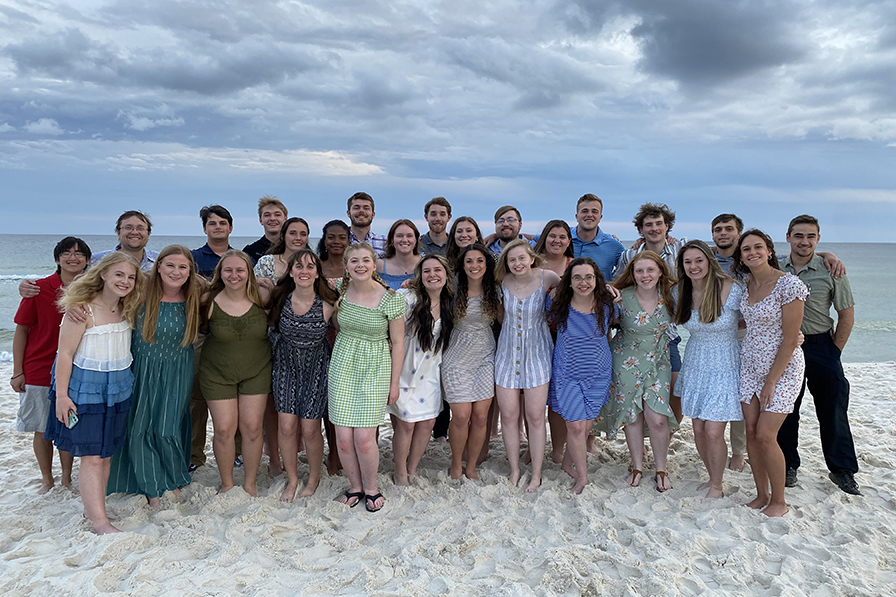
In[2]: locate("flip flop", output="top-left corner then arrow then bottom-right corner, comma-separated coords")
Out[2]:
339,490 -> 364,508
655,471 -> 672,493
365,493 -> 384,512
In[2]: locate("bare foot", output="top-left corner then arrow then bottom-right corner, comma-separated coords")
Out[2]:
509,470 -> 521,487
697,480 -> 711,491
561,462 -> 575,480
570,479 -> 587,494
627,469 -> 642,487
38,479 -> 54,495
706,487 -> 724,499
147,497 -> 162,510
269,462 -> 283,477
218,484 -> 235,494
464,466 -> 480,481
449,463 -> 463,480
244,483 -> 258,498
524,475 -> 542,493
551,450 -> 564,464
93,522 -> 121,535
655,471 -> 673,492
586,434 -> 597,454
61,478 -> 79,495
728,454 -> 746,472
521,450 -> 532,465
745,495 -> 769,509
172,488 -> 182,501
298,476 -> 320,498
280,480 -> 298,503
762,503 -> 788,517
393,472 -> 410,487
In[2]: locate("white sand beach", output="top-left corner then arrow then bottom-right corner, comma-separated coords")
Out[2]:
1,361 -> 894,596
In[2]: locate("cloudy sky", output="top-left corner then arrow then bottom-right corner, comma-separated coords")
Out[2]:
1,0 -> 895,241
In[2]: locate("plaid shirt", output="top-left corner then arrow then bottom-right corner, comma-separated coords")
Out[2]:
350,229 -> 386,257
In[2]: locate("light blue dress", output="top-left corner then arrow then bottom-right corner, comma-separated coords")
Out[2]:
495,274 -> 553,390
678,283 -> 745,422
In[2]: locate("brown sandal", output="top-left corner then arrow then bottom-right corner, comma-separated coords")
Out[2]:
628,469 -> 643,487
655,471 -> 672,492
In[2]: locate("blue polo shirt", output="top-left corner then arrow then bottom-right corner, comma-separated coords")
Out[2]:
191,243 -> 233,280
571,226 -> 624,280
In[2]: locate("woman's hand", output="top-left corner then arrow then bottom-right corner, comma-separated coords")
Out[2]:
759,380 -> 776,411
387,382 -> 400,405
56,394 -> 77,426
607,284 -> 622,302
257,277 -> 275,292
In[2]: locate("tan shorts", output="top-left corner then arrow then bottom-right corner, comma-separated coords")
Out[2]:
17,385 -> 50,433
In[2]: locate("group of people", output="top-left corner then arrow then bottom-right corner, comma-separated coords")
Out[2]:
11,192 -> 860,533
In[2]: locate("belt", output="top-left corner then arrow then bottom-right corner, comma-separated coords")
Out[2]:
803,331 -> 833,344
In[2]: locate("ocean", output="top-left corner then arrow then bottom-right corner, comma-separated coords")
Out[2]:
1,234 -> 894,363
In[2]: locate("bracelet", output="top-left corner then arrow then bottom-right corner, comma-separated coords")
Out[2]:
10,373 -> 24,380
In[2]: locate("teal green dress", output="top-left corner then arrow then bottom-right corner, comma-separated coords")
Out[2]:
108,302 -> 193,498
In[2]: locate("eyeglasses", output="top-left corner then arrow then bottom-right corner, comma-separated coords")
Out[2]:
121,225 -> 148,233
571,275 -> 596,283
496,217 -> 519,225
60,251 -> 86,259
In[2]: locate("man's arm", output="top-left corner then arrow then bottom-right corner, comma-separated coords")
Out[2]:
832,306 -> 854,352
817,251 -> 845,279
10,325 -> 29,392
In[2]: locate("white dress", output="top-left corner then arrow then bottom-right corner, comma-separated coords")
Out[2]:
388,291 -> 444,422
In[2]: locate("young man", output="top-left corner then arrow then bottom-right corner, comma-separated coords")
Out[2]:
570,194 -> 624,281
419,197 -> 452,256
487,205 -> 535,256
614,203 -> 687,276
778,215 -> 860,495
346,192 -> 386,257
191,205 -> 234,280
12,237 -> 90,493
243,195 -> 288,264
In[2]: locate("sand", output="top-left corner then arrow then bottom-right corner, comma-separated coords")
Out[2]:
1,361 -> 894,596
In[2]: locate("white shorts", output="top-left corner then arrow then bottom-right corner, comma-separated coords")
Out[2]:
17,385 -> 50,433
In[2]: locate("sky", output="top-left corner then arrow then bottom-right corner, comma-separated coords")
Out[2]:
1,0 -> 896,242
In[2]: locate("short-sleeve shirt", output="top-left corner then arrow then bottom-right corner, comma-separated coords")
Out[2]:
191,243 -> 233,280
242,236 -> 272,264
349,229 -> 386,257
781,253 -> 855,335
571,226 -> 624,281
487,235 -> 536,257
419,233 -> 447,256
91,247 -> 158,272
13,273 -> 65,386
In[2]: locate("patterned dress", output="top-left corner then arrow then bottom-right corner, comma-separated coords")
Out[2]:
442,295 -> 496,403
739,274 -> 808,414
599,287 -> 677,431
328,287 -> 406,427
272,294 -> 330,419
108,302 -> 193,498
678,284 -> 745,422
495,274 -> 553,389
547,297 -> 618,422
388,291 -> 444,422
253,254 -> 280,281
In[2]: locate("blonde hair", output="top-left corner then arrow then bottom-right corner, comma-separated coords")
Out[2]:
494,238 -> 544,283
675,240 -> 733,325
205,250 -> 266,310
335,243 -> 393,312
612,251 -> 676,313
142,245 -> 201,347
59,252 -> 145,327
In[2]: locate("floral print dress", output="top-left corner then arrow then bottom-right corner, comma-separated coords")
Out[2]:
598,287 -> 678,432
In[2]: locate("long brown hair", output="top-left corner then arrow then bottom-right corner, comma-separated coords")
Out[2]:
454,244 -> 501,323
268,249 -> 337,332
445,216 -> 484,268
532,220 -> 574,259
59,252 -> 145,327
266,217 -> 310,256
142,245 -> 201,346
407,255 -> 454,353
383,219 -> 420,259
733,228 -> 780,279
674,240 -> 732,325
546,257 -> 615,334
612,251 -> 676,313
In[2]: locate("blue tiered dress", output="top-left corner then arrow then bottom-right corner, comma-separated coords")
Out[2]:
45,312 -> 134,458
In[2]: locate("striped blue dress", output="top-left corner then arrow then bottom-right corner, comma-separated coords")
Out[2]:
495,274 -> 553,389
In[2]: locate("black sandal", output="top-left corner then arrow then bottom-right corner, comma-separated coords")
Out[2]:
339,490 -> 364,508
365,493 -> 384,512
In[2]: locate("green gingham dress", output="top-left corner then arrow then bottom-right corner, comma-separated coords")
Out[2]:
328,289 -> 405,427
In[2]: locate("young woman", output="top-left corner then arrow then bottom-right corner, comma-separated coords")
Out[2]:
198,250 -> 272,496
674,240 -> 743,499
268,249 -> 338,502
602,251 -> 678,492
442,244 -> 501,481
735,230 -> 807,517
533,219 -> 575,462
108,245 -> 201,508
329,243 -> 405,512
546,257 -> 617,494
387,254 -> 454,485
254,217 -> 311,282
44,253 -> 144,534
318,220 -> 351,282
494,239 -> 560,492
377,219 -> 423,290
445,217 -> 485,269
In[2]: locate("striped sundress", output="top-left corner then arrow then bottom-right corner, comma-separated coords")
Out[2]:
495,273 -> 553,389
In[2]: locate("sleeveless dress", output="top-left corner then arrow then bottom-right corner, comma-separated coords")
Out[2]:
677,284 -> 745,422
44,312 -> 134,458
272,294 -> 330,419
388,291 -> 444,422
495,274 -> 553,389
739,274 -> 808,414
442,295 -> 496,403
547,298 -> 617,422
108,302 -> 193,497
198,303 -> 271,400
328,286 -> 406,427
598,287 -> 678,432
379,271 -> 414,290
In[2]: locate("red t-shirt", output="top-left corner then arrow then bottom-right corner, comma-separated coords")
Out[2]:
13,273 -> 65,387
